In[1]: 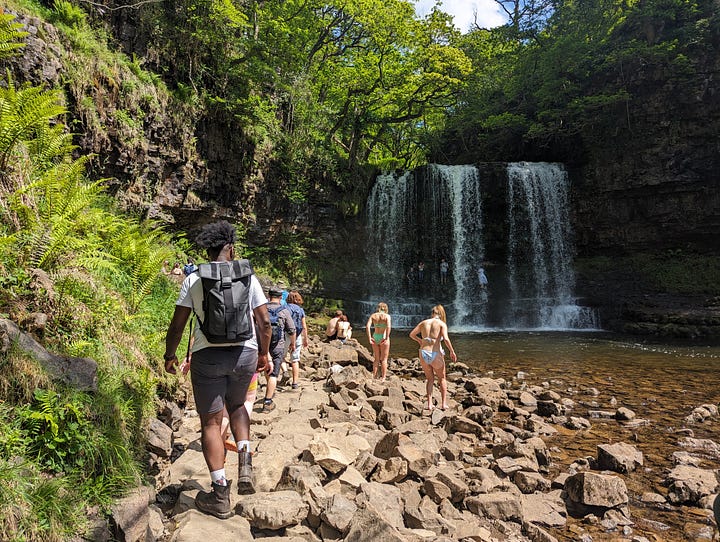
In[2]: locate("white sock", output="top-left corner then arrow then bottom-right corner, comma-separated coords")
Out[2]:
210,469 -> 227,485
236,440 -> 250,453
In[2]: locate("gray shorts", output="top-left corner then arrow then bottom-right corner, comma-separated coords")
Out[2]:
190,346 -> 256,415
269,342 -> 285,378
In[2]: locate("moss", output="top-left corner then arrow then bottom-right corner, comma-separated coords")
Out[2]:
576,252 -> 720,295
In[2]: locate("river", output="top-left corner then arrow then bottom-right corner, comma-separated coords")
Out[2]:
354,330 -> 720,540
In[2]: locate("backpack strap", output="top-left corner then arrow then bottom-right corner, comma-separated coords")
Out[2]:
197,260 -> 255,342
219,263 -> 238,341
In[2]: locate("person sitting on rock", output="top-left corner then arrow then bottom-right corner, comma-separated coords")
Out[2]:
325,309 -> 343,341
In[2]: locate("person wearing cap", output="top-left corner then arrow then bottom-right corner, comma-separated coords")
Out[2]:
261,287 -> 296,413
163,221 -> 271,518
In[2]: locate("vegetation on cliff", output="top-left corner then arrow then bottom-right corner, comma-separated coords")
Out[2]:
434,0 -> 720,165
0,13 -> 190,539
0,0 -> 718,538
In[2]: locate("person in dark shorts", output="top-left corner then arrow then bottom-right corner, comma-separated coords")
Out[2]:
163,221 -> 271,519
261,288 -> 295,413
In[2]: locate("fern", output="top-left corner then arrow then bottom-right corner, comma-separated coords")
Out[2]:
0,76 -> 66,174
0,12 -> 28,60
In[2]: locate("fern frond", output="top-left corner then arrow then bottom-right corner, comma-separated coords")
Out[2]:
0,13 -> 28,60
0,79 -> 66,172
26,124 -> 75,165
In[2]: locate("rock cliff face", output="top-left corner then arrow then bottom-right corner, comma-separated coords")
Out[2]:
571,52 -> 720,256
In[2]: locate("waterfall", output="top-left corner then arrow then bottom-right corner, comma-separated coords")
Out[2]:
365,165 -> 486,327
363,162 -> 600,330
505,162 -> 597,329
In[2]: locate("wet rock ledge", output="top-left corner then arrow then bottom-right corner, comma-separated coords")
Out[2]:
125,336 -> 719,542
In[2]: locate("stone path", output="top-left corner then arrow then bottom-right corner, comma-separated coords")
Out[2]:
152,338 -> 720,542
165,379 -> 329,540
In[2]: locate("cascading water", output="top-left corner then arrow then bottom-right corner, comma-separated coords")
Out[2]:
505,162 -> 599,329
362,162 -> 600,330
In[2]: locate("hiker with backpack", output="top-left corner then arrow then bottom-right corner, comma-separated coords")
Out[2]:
261,287 -> 296,413
163,221 -> 272,519
285,290 -> 308,389
183,257 -> 198,276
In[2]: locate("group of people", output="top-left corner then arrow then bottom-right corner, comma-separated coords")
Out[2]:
162,221 -> 309,520
364,302 -> 456,409
324,310 -> 352,342
162,221 -> 459,521
406,259 -> 490,292
162,258 -> 199,282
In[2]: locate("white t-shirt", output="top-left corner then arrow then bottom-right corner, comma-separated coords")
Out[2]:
176,268 -> 267,352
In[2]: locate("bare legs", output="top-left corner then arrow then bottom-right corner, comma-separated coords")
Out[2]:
226,400 -> 250,443
421,357 -> 447,410
199,410 -> 226,472
379,340 -> 390,381
371,342 -> 380,379
372,340 -> 390,381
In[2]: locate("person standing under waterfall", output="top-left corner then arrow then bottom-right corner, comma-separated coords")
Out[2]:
366,302 -> 392,381
409,304 -> 457,411
478,266 -> 488,290
439,258 -> 449,285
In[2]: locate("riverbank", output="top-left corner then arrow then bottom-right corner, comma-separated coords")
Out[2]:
132,335 -> 719,542
576,254 -> 720,340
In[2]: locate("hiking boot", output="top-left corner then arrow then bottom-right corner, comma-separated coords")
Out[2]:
237,450 -> 255,495
261,401 -> 276,413
195,480 -> 232,519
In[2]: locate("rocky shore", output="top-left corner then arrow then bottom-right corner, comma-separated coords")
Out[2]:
119,336 -> 719,542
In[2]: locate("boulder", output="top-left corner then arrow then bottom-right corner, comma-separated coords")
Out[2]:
146,417 -> 173,458
565,472 -> 628,509
235,490 -> 309,529
464,492 -> 523,522
110,486 -> 155,542
597,442 -> 644,474
321,493 -> 358,534
665,465 -> 719,504
0,318 -> 97,391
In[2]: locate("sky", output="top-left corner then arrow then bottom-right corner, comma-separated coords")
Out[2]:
413,0 -> 508,33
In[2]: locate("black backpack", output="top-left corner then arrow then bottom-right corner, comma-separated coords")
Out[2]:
197,260 -> 254,343
268,304 -> 285,349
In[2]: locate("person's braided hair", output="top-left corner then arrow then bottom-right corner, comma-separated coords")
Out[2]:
195,221 -> 236,251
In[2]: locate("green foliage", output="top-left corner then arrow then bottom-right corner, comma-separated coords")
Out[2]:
0,42 -> 182,539
0,402 -> 88,540
0,11 -> 28,59
48,0 -> 87,28
0,76 -> 67,173
20,388 -> 95,473
577,252 -> 720,295
437,0 -> 714,161
628,252 -> 720,294
0,457 -> 87,541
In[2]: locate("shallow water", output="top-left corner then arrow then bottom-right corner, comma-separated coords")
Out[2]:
356,331 -> 720,540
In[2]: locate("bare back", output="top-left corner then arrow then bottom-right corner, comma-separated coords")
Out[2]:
414,318 -> 446,353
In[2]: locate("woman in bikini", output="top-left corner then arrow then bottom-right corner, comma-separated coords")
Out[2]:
365,302 -> 391,381
409,304 -> 457,411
